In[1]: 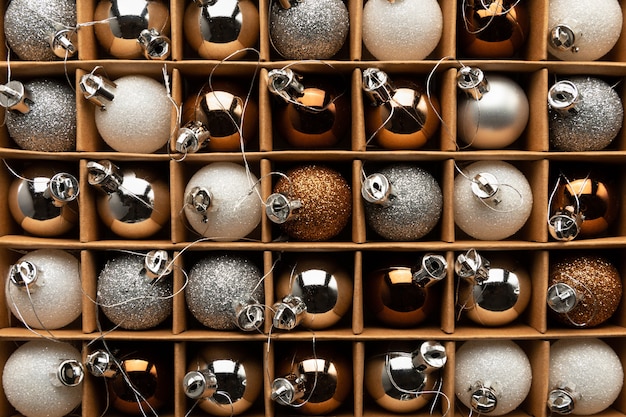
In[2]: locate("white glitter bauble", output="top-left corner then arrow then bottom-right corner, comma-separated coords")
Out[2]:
455,340 -> 532,416
3,340 -> 82,417
94,75 -> 171,153
184,162 -> 262,241
364,164 -> 442,240
549,77 -> 623,151
97,253 -> 173,330
362,0 -> 443,61
6,249 -> 81,330
549,338 -> 623,415
548,0 -> 622,61
4,0 -> 76,61
269,0 -> 349,59
6,79 -> 76,152
453,161 -> 533,240
186,252 -> 264,330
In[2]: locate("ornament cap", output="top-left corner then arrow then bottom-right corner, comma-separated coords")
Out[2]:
548,81 -> 580,115
50,28 -> 78,59
457,66 -> 489,100
272,295 -> 307,330
79,73 -> 117,110
470,382 -> 499,414
361,173 -> 392,206
548,207 -> 583,241
271,374 -> 306,405
8,260 -> 38,289
183,369 -> 218,400
549,24 -> 580,53
176,121 -> 211,153
86,160 -> 123,194
137,28 -> 171,60
233,300 -> 265,331
266,193 -> 302,224
85,349 -> 118,379
57,359 -> 84,387
47,173 -> 80,206
0,80 -> 32,114
186,186 -> 213,221
455,249 -> 490,285
268,68 -> 305,103
547,282 -> 579,313
412,254 -> 447,288
548,387 -> 579,415
471,172 -> 501,204
412,340 -> 447,373
362,68 -> 396,106
144,250 -> 173,279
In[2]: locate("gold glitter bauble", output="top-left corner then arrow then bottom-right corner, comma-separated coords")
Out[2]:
549,255 -> 622,327
273,165 -> 352,241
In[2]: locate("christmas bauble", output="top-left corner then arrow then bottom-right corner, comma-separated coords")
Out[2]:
549,77 -> 623,151
186,252 -> 264,330
274,254 -> 352,330
548,0 -> 622,61
83,74 -> 171,153
178,81 -> 258,153
184,0 -> 260,60
457,68 -> 529,149
6,249 -> 81,330
8,164 -> 79,237
455,340 -> 532,416
268,68 -> 350,148
362,0 -> 442,61
269,0 -> 349,59
268,165 -> 352,241
548,338 -> 623,415
548,255 -> 621,328
4,0 -> 77,60
184,344 -> 263,416
458,0 -> 529,58
362,68 -> 440,149
455,251 -> 531,326
453,160 -> 533,240
183,162 -> 262,241
87,160 -> 170,239
97,252 -> 173,330
363,164 -> 442,241
3,340 -> 83,417
94,0 -> 171,59
272,344 -> 352,415
5,79 -> 76,152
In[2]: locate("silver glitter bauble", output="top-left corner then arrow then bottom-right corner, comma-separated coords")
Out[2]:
6,249 -> 81,330
185,252 -> 264,330
549,77 -> 623,151
97,253 -> 173,330
4,0 -> 77,61
269,0 -> 349,59
3,340 -> 83,417
6,79 -> 76,152
364,164 -> 442,241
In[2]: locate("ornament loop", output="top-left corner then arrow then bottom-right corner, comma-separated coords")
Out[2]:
50,28 -> 78,59
233,300 -> 265,331
0,80 -> 32,114
549,24 -> 579,53
8,260 -> 38,289
183,369 -> 218,400
455,249 -> 490,285
265,193 -> 302,224
57,359 -> 84,387
79,73 -> 117,110
412,340 -> 447,373
412,253 -> 447,288
457,66 -> 489,100
548,81 -> 580,115
547,282 -> 579,314
271,374 -> 306,405
362,68 -> 395,106
85,349 -> 118,379
268,68 -> 305,103
176,120 -> 211,153
272,295 -> 307,330
361,173 -> 392,206
144,250 -> 173,280
86,160 -> 123,194
47,173 -> 80,206
470,382 -> 499,414
137,28 -> 171,60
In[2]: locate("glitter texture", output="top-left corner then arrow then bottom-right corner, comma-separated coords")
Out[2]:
549,338 -> 623,415
7,249 -> 81,330
453,161 -> 533,240
3,340 -> 82,417
183,162 -> 262,241
269,0 -> 349,59
455,340 -> 532,416
362,0 -> 443,61
4,0 -> 76,61
549,77 -> 623,151
7,79 -> 76,152
548,255 -> 622,327
365,164 -> 442,241
97,253 -> 173,330
185,252 -> 264,330
274,165 -> 352,241
548,0 -> 622,61
94,75 -> 171,153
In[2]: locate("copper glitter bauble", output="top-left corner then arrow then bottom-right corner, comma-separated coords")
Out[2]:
548,255 -> 621,327
272,165 -> 352,241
